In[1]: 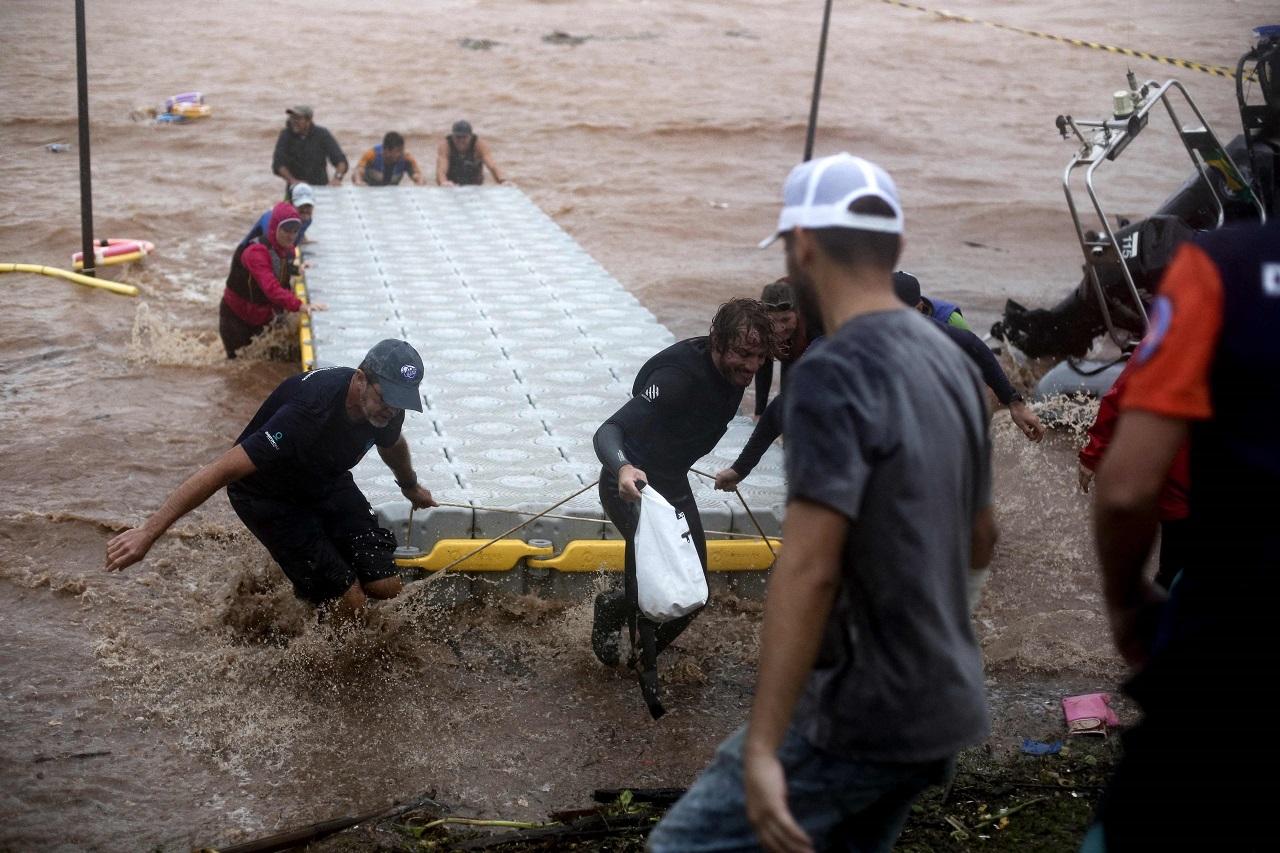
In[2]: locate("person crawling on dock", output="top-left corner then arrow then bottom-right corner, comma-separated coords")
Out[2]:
591,298 -> 773,715
436,120 -> 506,186
219,201 -> 325,359
105,340 -> 439,620
352,132 -> 426,186
272,104 -> 348,187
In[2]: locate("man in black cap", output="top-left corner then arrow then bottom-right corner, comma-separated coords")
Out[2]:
105,340 -> 437,617
435,119 -> 506,186
272,104 -> 348,187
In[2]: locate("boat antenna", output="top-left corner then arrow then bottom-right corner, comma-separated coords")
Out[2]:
803,0 -> 835,162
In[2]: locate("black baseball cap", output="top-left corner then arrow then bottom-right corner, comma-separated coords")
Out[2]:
892,271 -> 921,306
451,119 -> 473,135
361,339 -> 424,412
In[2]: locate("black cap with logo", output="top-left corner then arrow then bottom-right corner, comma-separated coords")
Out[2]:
361,339 -> 424,412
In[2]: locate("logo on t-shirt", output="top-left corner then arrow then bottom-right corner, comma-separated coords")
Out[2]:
265,430 -> 283,450
400,364 -> 418,381
641,384 -> 659,402
1264,263 -> 1280,297
1133,295 -> 1172,365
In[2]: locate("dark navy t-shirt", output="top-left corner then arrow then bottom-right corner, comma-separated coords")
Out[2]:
785,308 -> 992,762
233,367 -> 403,501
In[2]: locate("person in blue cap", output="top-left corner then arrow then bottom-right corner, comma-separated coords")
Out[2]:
105,340 -> 438,618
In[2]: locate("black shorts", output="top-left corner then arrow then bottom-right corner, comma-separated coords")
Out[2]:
228,479 -> 398,604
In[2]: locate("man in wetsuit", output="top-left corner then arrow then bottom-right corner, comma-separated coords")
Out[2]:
1086,216 -> 1280,850
435,120 -> 506,186
716,268 -> 1043,493
591,298 -> 773,717
105,340 -> 438,620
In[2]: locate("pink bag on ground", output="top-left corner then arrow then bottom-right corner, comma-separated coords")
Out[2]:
1062,693 -> 1121,736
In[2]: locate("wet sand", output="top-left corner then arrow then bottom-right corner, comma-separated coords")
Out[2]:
0,0 -> 1269,848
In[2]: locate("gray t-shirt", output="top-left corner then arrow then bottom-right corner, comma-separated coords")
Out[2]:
784,308 -> 991,763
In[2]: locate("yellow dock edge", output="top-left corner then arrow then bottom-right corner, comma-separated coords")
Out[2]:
395,538 -> 779,573
294,270 -> 315,372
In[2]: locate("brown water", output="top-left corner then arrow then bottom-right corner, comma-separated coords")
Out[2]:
0,0 -> 1266,849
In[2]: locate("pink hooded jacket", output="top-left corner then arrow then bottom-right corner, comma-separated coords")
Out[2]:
222,201 -> 304,326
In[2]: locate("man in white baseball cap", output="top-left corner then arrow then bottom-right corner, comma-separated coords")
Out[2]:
651,153 -> 996,852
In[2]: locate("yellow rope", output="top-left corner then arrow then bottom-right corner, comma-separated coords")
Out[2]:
876,0 -> 1246,81
429,500 -> 782,541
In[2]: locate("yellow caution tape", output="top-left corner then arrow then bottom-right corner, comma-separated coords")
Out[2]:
877,0 -> 1244,80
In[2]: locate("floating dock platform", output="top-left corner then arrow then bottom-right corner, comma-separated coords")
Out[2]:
300,186 -> 784,595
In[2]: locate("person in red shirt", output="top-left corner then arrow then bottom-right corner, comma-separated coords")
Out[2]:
1078,362 -> 1190,589
218,201 -> 325,358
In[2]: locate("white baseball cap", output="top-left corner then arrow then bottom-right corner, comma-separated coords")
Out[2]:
289,182 -> 316,209
759,152 -> 903,248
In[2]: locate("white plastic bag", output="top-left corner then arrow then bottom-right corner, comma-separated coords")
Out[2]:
635,485 -> 709,622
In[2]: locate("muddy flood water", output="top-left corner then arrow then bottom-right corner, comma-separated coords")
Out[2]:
0,1 -> 1269,849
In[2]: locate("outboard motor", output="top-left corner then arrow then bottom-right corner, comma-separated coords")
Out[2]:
993,28 -> 1276,366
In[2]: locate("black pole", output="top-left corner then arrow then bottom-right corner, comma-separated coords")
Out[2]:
804,0 -> 835,162
74,0 -> 95,277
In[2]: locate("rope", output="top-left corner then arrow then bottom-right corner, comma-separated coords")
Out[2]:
415,480 -> 600,584
688,467 -> 778,557
876,0 -> 1246,81
427,500 -> 781,541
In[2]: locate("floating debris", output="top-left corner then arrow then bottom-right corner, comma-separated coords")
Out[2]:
543,30 -> 589,46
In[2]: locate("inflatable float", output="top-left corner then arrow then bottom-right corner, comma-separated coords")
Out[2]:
72,238 -> 155,270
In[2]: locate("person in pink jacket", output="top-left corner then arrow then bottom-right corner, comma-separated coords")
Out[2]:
218,201 -> 323,358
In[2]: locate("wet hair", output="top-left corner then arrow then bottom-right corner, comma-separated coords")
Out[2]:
383,131 -> 405,149
810,197 -> 903,270
709,298 -> 775,356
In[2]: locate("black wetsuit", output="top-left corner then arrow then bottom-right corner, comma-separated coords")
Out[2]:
446,135 -> 484,185
592,336 -> 743,716
731,320 -> 1019,479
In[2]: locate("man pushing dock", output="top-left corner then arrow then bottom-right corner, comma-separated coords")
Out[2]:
105,339 -> 438,619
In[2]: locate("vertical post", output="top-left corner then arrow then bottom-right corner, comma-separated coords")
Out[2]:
804,0 -> 835,162
74,0 -> 96,277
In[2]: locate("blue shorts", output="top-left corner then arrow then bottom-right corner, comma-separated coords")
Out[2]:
648,724 -> 953,853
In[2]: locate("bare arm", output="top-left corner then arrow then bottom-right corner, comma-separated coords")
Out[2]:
435,139 -> 452,186
477,139 -> 505,183
1093,410 -> 1186,665
971,505 -> 997,569
376,436 -> 438,509
105,445 -> 257,572
743,498 -> 847,852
